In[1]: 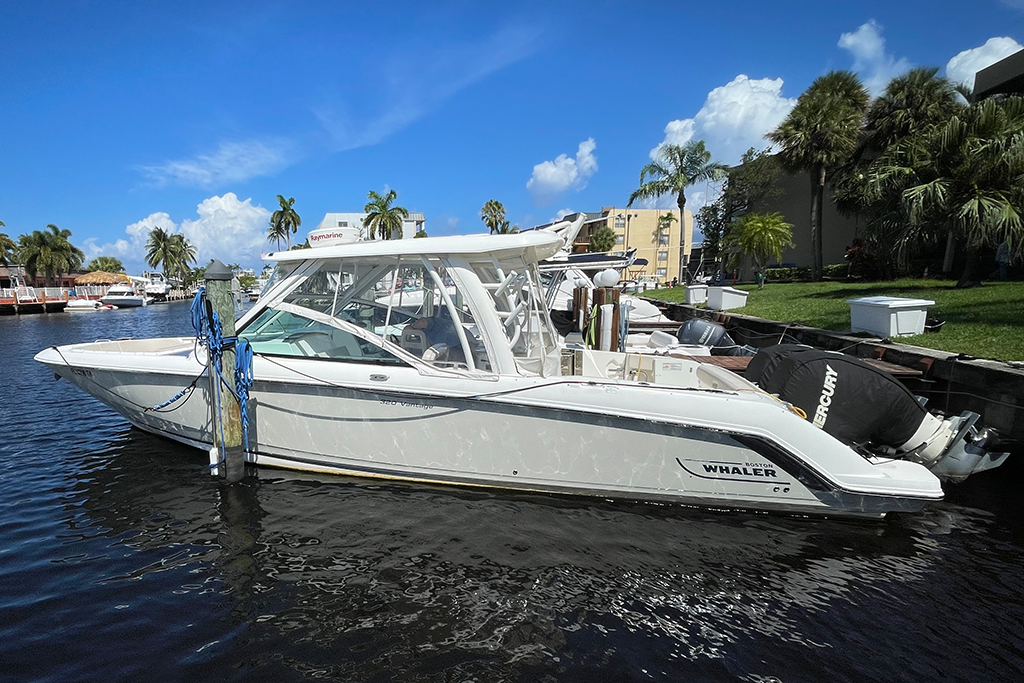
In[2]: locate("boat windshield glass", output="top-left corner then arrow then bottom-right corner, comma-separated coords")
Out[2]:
261,262 -> 299,299
240,257 -> 492,373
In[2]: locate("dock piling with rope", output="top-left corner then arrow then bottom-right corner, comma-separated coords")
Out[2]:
203,260 -> 247,484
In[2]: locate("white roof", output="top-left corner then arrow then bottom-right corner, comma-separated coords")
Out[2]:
265,231 -> 564,264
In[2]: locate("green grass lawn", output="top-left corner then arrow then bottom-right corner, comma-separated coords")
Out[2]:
645,279 -> 1024,361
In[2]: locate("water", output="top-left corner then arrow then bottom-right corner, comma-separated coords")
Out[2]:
2,305 -> 1023,683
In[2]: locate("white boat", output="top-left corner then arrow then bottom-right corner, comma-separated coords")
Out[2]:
34,231 -> 1006,518
66,299 -> 116,312
535,217 -> 671,324
100,283 -> 151,307
140,271 -> 172,301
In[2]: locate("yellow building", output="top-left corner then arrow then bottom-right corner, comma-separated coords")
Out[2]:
541,207 -> 694,285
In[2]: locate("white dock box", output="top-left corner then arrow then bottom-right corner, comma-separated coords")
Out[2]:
685,284 -> 708,304
847,296 -> 935,337
707,286 -> 748,310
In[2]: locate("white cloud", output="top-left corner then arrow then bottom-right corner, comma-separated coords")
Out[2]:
946,37 -> 1024,87
179,194 -> 272,266
82,212 -> 178,266
83,194 -> 270,274
838,20 -> 912,94
527,138 -> 598,204
650,75 -> 796,167
138,139 -> 295,189
552,208 -> 574,222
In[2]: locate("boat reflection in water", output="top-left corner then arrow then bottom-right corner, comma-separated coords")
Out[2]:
42,423 -> 1019,681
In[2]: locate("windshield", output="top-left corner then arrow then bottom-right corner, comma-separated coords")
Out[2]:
239,257 -> 493,373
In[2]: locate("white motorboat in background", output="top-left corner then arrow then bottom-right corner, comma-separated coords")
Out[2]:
139,271 -> 172,301
35,230 -> 1008,518
535,216 -> 673,326
66,299 -> 116,312
100,283 -> 151,307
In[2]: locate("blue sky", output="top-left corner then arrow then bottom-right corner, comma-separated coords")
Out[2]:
2,0 -> 1022,272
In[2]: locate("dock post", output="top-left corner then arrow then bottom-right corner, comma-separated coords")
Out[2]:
204,260 -> 245,484
591,288 -> 620,351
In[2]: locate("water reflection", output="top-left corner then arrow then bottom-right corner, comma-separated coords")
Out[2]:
52,424 -> 1024,681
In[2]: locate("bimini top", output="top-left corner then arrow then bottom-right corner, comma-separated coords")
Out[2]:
265,232 -> 564,264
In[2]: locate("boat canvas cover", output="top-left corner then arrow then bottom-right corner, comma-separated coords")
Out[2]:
745,345 -> 927,448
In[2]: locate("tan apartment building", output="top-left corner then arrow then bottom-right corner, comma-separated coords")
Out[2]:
536,207 -> 694,284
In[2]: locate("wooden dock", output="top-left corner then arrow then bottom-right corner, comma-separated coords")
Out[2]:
0,294 -> 68,315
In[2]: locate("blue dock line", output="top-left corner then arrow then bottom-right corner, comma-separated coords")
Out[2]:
149,288 -> 254,467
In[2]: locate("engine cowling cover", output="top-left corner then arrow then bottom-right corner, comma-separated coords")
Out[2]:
745,345 -> 927,448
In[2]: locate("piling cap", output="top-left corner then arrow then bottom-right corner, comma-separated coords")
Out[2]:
204,259 -> 233,281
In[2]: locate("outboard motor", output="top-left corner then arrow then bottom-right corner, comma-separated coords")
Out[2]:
676,319 -> 756,356
745,344 -> 1009,481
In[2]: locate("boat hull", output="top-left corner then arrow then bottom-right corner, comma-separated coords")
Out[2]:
100,295 -> 147,307
35,341 -> 942,518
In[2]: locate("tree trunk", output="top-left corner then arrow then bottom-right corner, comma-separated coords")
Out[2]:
810,166 -> 824,281
942,229 -> 956,274
956,243 -> 982,288
677,194 -> 688,284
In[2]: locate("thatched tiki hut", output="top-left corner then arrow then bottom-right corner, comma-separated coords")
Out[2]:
74,271 -> 131,299
75,271 -> 131,285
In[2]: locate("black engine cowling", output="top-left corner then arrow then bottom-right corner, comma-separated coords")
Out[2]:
676,319 -> 756,356
744,344 -> 928,448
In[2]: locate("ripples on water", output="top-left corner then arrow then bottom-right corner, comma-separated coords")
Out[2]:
1,305 -> 1023,682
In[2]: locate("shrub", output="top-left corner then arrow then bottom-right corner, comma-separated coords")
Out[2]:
763,266 -> 811,281
762,264 -> 848,281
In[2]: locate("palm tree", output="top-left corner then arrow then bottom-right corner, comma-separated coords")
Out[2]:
270,195 -> 301,249
870,96 -> 1024,287
146,227 -> 177,277
145,228 -> 196,280
628,141 -> 725,216
493,219 -> 519,234
171,234 -> 197,280
50,225 -> 84,285
267,219 -> 289,250
724,212 -> 794,289
862,67 -> 961,153
18,224 -> 83,285
769,71 -> 870,280
864,68 -> 963,274
628,140 -> 726,282
480,199 -> 506,233
86,256 -> 125,273
363,189 -> 408,240
0,231 -> 16,267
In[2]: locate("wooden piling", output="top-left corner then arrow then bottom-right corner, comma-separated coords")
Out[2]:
204,260 -> 245,484
572,286 -> 588,334
592,288 -> 620,351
